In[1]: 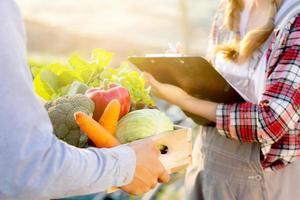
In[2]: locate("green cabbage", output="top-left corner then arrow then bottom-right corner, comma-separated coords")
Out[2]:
116,109 -> 174,143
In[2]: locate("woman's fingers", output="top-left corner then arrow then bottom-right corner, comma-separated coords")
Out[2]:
141,72 -> 150,87
142,72 -> 158,86
142,73 -> 162,97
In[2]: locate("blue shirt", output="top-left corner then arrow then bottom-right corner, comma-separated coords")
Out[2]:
0,1 -> 136,199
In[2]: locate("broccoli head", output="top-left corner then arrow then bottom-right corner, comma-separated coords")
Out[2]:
45,94 -> 95,148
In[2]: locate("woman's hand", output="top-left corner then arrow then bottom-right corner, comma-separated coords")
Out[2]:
142,72 -> 189,105
143,72 -> 218,122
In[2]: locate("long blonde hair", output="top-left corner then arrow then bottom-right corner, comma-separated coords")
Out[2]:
216,0 -> 282,63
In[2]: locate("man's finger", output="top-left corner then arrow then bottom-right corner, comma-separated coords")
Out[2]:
150,179 -> 158,189
156,160 -> 170,184
158,169 -> 170,184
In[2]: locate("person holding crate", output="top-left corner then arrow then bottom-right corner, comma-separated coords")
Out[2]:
0,1 -> 170,199
145,0 -> 300,199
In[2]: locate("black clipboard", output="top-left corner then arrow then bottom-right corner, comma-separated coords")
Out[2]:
128,56 -> 245,125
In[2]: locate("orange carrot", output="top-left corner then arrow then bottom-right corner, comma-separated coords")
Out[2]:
74,112 -> 120,148
99,99 -> 121,135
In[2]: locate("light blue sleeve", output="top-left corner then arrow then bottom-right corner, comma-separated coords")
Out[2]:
0,1 -> 136,199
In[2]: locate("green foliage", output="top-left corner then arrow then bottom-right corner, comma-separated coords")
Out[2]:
29,49 -> 154,106
28,58 -> 50,78
100,61 -> 154,105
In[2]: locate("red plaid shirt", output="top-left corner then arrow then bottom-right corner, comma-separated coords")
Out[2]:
214,11 -> 300,170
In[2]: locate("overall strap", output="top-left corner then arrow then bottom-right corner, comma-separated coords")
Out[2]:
267,1 -> 300,67
275,1 -> 300,25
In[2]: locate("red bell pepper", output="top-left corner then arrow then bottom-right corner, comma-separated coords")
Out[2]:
86,84 -> 131,121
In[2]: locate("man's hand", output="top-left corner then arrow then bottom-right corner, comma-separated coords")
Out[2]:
121,139 -> 170,195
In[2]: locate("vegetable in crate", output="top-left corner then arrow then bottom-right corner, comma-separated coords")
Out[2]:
45,94 -> 95,147
99,99 -> 121,135
86,84 -> 131,121
30,48 -> 155,114
116,109 -> 174,143
74,112 -> 120,148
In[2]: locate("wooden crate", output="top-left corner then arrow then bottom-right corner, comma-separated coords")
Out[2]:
108,126 -> 192,193
152,125 -> 192,174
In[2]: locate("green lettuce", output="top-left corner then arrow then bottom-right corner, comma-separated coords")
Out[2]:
29,49 -> 154,106
116,109 -> 174,143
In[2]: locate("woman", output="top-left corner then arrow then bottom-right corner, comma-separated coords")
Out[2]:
145,0 -> 300,199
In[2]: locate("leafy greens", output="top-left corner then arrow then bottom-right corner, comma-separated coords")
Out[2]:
29,48 -> 155,106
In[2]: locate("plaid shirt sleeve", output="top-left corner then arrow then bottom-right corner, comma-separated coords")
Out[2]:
216,15 -> 300,146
